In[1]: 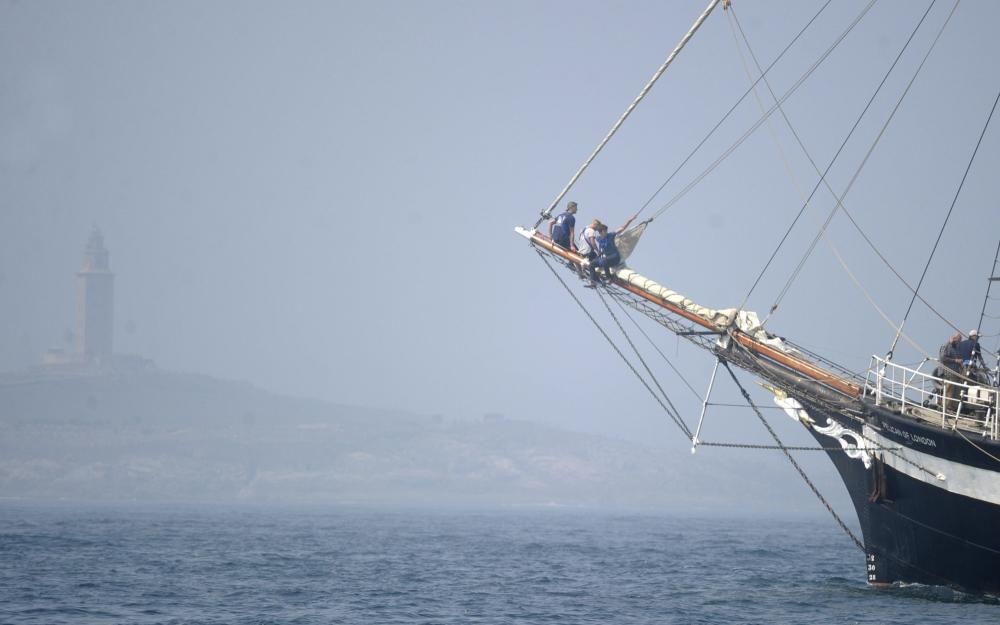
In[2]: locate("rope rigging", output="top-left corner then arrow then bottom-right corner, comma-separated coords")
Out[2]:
735,1 -> 950,318
533,0 -> 725,230
726,0 -> 998,364
533,237 -> 974,528
726,0 -> 1000,370
539,246 -> 865,461
533,235 -> 877,528
535,251 -> 693,438
523,4 -> 1000,582
609,295 -> 704,402
976,240 -> 1000,343
594,288 -> 690,434
725,335 -> 956,477
638,0 -> 878,226
698,441 -> 898,453
719,360 -> 866,551
536,244 -> 868,467
886,84 -> 1000,359
630,0 -> 835,222
739,0 -> 941,314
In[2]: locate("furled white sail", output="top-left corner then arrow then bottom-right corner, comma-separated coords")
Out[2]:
613,267 -> 791,352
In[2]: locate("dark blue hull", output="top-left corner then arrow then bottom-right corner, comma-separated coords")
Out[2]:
799,397 -> 1000,595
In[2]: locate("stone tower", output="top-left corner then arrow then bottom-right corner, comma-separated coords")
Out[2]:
75,227 -> 114,364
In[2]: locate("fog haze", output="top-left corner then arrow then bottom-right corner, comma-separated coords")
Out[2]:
2,1 -> 999,511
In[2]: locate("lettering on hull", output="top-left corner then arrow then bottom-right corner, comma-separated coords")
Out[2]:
880,420 -> 938,449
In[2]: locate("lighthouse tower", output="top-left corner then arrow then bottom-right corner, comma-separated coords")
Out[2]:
75,227 -> 114,364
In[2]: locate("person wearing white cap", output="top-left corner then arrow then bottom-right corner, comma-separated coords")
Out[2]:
956,329 -> 985,370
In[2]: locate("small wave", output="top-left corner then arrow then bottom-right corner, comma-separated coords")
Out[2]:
16,606 -> 122,618
892,582 -> 1000,605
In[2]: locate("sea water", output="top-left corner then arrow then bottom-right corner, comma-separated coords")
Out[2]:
0,504 -> 995,624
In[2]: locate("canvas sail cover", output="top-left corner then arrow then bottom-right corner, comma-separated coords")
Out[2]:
612,266 -> 792,353
615,221 -> 648,262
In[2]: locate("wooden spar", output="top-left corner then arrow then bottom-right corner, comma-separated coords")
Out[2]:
519,228 -> 862,398
729,332 -> 860,397
522,229 -> 720,331
613,279 -> 721,332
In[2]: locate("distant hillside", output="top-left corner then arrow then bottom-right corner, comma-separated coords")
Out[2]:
0,369 -> 847,513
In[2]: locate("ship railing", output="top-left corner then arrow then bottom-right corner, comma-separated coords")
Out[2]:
865,356 -> 998,440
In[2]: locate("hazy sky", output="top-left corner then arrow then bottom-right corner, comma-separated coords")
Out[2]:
2,0 -> 999,456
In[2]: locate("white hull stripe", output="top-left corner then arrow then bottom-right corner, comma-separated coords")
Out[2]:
862,426 -> 1000,506
775,393 -> 1000,506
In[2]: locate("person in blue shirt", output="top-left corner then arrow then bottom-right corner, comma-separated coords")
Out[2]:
548,201 -> 578,251
956,329 -> 985,369
593,213 -> 638,279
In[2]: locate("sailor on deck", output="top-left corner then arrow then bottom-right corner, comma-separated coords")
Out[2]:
936,332 -> 963,411
956,329 -> 985,369
939,333 -> 963,372
956,329 -> 988,386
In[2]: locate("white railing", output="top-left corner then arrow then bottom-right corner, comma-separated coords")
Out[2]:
865,356 -> 999,440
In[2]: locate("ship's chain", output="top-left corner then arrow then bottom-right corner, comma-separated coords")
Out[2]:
601,276 -> 924,463
724,340 -> 947,482
855,430 -> 944,480
698,441 -> 900,452
594,261 -> 945,482
721,361 -> 866,552
538,245 -> 943,522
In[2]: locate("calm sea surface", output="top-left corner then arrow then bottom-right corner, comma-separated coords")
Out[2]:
0,504 -> 995,624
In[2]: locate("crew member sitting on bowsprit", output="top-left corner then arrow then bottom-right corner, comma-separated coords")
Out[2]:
577,219 -> 601,261
548,201 -> 578,251
575,218 -> 602,283
593,213 -> 638,280
939,332 -> 963,375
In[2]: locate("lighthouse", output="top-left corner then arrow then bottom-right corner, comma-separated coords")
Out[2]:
75,227 -> 114,364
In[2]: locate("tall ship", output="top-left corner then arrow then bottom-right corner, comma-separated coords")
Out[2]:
516,1 -> 1000,594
